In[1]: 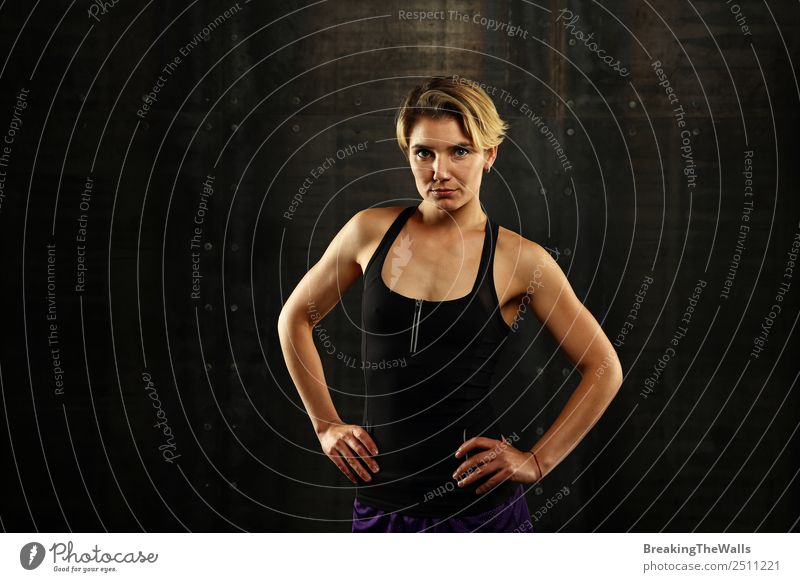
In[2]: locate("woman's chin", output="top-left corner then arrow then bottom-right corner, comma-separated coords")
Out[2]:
425,192 -> 459,204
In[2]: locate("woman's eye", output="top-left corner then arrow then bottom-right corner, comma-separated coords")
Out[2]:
455,147 -> 469,157
416,150 -> 431,159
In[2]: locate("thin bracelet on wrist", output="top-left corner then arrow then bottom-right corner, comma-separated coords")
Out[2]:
532,452 -> 543,482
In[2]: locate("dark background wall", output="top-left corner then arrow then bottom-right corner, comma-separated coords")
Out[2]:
0,0 -> 798,532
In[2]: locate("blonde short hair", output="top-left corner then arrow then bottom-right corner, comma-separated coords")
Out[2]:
395,75 -> 509,158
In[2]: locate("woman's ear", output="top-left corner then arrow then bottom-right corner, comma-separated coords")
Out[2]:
484,145 -> 498,172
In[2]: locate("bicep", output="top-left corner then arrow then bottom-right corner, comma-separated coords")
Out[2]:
526,245 -> 617,375
279,211 -> 365,328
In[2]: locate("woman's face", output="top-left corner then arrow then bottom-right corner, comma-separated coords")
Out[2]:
407,115 -> 496,210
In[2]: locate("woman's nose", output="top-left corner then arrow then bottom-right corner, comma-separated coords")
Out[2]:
432,157 -> 451,180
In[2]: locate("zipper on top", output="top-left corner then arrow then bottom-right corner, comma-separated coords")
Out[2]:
410,298 -> 423,353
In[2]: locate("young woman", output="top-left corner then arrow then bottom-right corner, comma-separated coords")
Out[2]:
277,75 -> 623,532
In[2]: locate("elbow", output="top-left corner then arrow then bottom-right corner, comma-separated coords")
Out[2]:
609,362 -> 624,393
277,305 -> 310,338
276,306 -> 293,339
579,354 -> 624,393
605,352 -> 624,396
276,308 -> 293,338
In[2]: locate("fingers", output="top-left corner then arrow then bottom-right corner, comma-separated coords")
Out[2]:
344,433 -> 380,474
474,468 -> 512,494
454,436 -> 496,458
353,426 -> 379,456
334,441 -> 376,483
452,447 -> 498,481
329,449 -> 358,484
321,425 -> 381,484
453,458 -> 499,489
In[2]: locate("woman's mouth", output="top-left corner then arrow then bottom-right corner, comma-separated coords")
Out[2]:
432,189 -> 456,197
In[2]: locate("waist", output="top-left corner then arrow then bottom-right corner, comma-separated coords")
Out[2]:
362,364 -> 497,423
356,475 -> 518,517
356,415 -> 513,516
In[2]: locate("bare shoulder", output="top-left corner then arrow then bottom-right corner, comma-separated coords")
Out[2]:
496,225 -> 555,281
496,225 -> 619,376
349,205 -> 407,244
495,225 -> 565,308
334,206 -> 404,248
350,206 -> 409,274
278,206 -> 408,325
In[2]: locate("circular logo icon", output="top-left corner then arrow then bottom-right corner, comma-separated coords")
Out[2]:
20,542 -> 46,570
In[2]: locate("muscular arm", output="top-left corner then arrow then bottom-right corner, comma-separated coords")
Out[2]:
516,241 -> 624,478
277,209 -> 368,435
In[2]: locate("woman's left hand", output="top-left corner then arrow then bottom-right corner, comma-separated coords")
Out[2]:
452,436 -> 541,494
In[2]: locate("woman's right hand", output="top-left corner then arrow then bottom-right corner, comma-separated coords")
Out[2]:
317,423 -> 380,484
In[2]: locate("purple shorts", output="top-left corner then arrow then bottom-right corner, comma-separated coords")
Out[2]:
352,484 -> 532,533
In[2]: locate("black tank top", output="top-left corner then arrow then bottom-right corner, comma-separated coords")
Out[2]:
357,203 -> 517,517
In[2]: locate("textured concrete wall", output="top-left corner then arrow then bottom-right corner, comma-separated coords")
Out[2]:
0,0 -> 797,533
